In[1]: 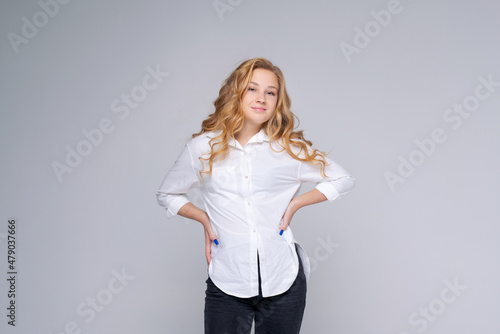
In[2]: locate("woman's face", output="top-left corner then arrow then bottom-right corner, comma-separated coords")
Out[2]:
241,68 -> 279,129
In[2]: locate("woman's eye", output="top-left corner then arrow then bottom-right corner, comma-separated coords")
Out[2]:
248,87 -> 256,91
267,91 -> 276,96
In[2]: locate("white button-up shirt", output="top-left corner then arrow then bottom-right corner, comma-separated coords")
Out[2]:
156,129 -> 355,298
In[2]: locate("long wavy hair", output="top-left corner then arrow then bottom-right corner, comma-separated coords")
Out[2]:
192,57 -> 329,179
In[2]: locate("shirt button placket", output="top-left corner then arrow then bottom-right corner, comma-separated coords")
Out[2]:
242,148 -> 258,264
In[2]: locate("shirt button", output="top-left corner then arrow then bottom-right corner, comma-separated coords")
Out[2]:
247,202 -> 251,206
245,175 -> 248,179
252,229 -> 256,233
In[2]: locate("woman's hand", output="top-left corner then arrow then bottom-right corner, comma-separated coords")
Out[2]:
202,220 -> 218,267
280,198 -> 299,234
176,202 -> 219,267
279,189 -> 328,234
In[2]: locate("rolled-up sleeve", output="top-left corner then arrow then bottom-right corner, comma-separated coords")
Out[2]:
156,143 -> 200,218
298,152 -> 355,202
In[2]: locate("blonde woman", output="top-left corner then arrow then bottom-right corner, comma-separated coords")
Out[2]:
156,57 -> 355,334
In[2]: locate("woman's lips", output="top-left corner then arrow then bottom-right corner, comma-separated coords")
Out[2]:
252,107 -> 266,112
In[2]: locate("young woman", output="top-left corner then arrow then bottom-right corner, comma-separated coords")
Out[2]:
156,57 -> 355,334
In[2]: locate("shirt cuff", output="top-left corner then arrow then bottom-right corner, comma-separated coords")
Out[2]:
315,182 -> 341,202
165,195 -> 191,219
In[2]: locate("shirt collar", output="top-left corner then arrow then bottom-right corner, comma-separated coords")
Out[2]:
206,128 -> 270,147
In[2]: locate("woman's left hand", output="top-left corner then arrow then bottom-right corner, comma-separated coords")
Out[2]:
280,198 -> 298,234
279,189 -> 328,234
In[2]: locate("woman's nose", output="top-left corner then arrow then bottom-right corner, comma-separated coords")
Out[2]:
256,92 -> 266,103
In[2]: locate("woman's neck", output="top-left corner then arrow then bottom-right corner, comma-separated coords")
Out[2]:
234,126 -> 262,147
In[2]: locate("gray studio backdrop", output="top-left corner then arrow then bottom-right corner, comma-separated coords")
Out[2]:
1,0 -> 499,333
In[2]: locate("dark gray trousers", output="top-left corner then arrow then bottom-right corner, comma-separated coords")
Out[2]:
204,244 -> 307,334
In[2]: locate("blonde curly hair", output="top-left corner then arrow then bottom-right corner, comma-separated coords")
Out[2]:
193,57 -> 329,179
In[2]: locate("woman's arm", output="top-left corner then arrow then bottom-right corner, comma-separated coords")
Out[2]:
279,188 -> 327,233
156,144 -> 200,219
284,145 -> 355,233
177,202 -> 218,266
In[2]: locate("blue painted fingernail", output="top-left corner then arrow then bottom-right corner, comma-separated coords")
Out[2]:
214,239 -> 219,245
280,230 -> 283,235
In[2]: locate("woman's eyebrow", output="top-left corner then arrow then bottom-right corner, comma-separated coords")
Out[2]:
249,81 -> 278,90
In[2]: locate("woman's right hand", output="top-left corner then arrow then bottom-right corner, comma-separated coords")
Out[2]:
202,220 -> 218,267
176,203 -> 219,267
